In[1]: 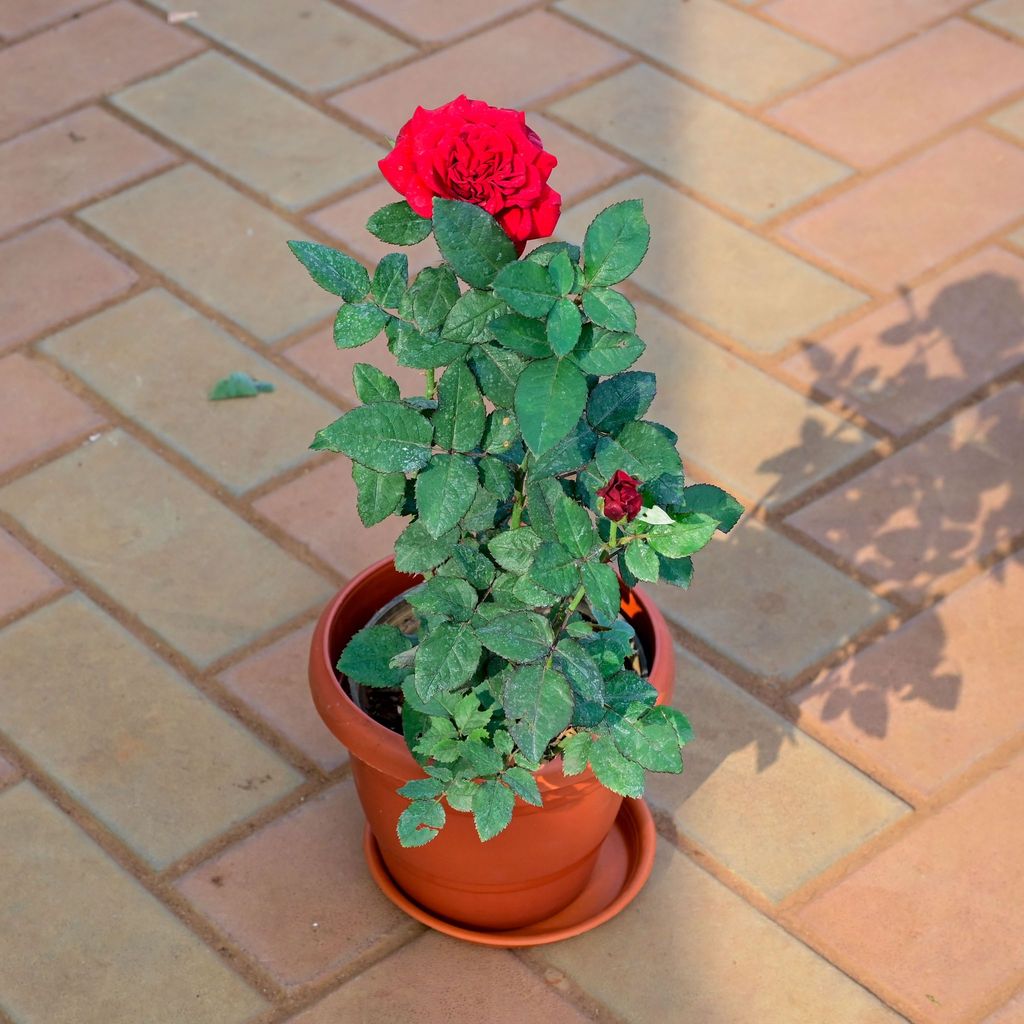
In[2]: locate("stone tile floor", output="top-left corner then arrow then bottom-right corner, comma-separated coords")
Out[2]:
0,1 -> 1020,1021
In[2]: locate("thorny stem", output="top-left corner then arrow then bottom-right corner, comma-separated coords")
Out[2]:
509,453 -> 530,529
425,368 -> 436,399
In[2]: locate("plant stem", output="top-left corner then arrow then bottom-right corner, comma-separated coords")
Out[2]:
425,368 -> 436,399
509,453 -> 530,529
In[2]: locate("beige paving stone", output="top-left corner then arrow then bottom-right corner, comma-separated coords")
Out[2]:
177,782 -> 415,989
287,931 -> 592,1023
0,782 -> 266,1024
0,753 -> 17,788
218,624 -> 347,773
542,837 -> 904,1024
80,165 -> 337,343
0,529 -> 62,623
550,64 -> 849,222
0,1 -> 203,141
648,650 -> 907,900
983,991 -> 1024,1024
974,0 -> 1024,40
763,0 -> 966,57
794,553 -> 1024,803
787,385 -> 1024,603
332,11 -> 627,137
990,94 -> 1024,140
0,221 -> 136,351
782,129 -> 1024,291
558,0 -> 836,103
0,0 -> 103,39
782,246 -> 1024,436
344,0 -> 534,42
0,106 -> 174,236
113,53 -> 383,211
0,595 -> 302,868
147,0 -> 412,93
0,430 -> 331,667
253,457 -> 405,579
561,176 -> 866,354
652,518 -> 889,679
0,353 -> 103,475
639,303 -> 874,506
768,21 -> 1024,168
793,755 -> 1024,1024
42,290 -> 338,494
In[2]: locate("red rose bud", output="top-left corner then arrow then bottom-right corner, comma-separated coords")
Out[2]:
378,95 -> 561,250
597,470 -> 643,523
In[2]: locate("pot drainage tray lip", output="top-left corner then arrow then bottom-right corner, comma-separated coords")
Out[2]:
363,797 -> 656,947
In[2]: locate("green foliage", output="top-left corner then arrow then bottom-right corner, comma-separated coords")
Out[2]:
302,196 -> 743,847
208,372 -> 274,400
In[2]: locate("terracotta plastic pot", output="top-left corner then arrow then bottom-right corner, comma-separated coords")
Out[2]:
309,557 -> 675,932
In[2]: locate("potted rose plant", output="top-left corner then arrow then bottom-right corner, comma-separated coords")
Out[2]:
293,97 -> 742,940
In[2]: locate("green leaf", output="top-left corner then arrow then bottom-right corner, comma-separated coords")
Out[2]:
479,457 -> 513,500
552,493 -> 598,559
595,421 -> 682,482
397,777 -> 444,800
445,778 -> 479,812
415,453 -> 479,538
582,287 -> 636,332
433,361 -> 485,452
208,371 -> 274,400
461,738 -> 504,777
488,527 -> 542,574
352,363 -> 400,404
658,553 -> 693,589
571,326 -> 645,375
555,639 -> 604,703
414,621 -> 482,702
587,372 -> 656,434
548,249 -> 576,296
525,241 -> 581,267
604,671 -> 658,711
503,766 -> 543,806
492,260 -> 560,318
588,733 -> 645,797
514,357 -> 588,456
512,574 -> 557,608
478,610 -> 553,663
333,302 -> 389,349
683,484 -> 743,533
414,716 -> 461,763
580,560 -> 621,627
531,419 -> 597,478
472,780 -> 515,841
647,512 -> 719,558
624,540 -> 659,582
371,252 -> 408,309
311,402 -> 432,472
483,409 -> 521,456
441,289 -> 509,343
432,199 -> 517,288
397,799 -> 445,847
561,731 -> 593,776
648,705 -> 694,747
454,694 -> 493,734
407,266 -> 460,331
609,710 -> 681,772
491,313 -> 550,357
407,576 -> 478,622
394,520 -> 458,573
524,477 -> 566,541
503,664 -> 573,763
387,318 -> 468,369
351,463 -> 406,527
582,199 -> 650,287
442,542 -> 496,590
462,486 -> 502,532
366,201 -> 432,245
337,624 -> 411,687
287,240 -> 370,301
546,297 -> 582,357
529,541 -> 579,597
468,344 -> 526,409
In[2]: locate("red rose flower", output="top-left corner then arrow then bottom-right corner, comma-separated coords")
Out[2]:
597,471 -> 643,523
378,95 -> 561,251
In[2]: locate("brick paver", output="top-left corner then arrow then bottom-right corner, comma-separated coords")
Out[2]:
1,1 -> 1021,1020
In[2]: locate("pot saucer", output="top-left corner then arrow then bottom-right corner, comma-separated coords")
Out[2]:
363,798 -> 655,947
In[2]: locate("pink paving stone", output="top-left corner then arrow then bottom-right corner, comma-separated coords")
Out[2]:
983,991 -> 1024,1024
0,106 -> 174,237
781,246 -> 1024,435
763,0 -> 977,58
0,0 -> 102,39
0,1 -> 204,141
176,782 -> 417,989
782,129 -> 1024,291
253,457 -> 405,580
525,114 -> 632,204
285,931 -> 592,1024
217,625 -> 347,773
0,529 -> 62,622
0,220 -> 136,351
0,353 -> 103,474
284,326 -> 424,408
344,0 -> 535,42
331,10 -> 627,136
793,552 -> 1024,804
792,754 -> 1024,1024
767,21 -> 1024,169
787,384 -> 1024,603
